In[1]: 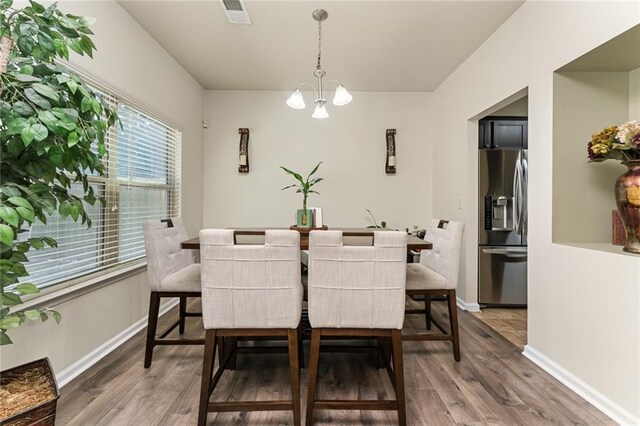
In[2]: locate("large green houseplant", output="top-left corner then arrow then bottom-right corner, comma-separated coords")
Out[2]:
0,0 -> 117,346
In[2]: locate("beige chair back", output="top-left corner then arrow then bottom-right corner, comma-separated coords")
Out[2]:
419,219 -> 464,290
199,229 -> 302,329
143,218 -> 193,292
308,230 -> 407,330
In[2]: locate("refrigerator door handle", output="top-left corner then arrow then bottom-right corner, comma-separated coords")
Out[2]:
513,152 -> 522,235
481,248 -> 528,258
521,156 -> 528,236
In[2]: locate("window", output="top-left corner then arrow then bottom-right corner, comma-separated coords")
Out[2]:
22,81 -> 181,290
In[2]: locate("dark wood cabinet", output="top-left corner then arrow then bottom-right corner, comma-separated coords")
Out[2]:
479,117 -> 528,149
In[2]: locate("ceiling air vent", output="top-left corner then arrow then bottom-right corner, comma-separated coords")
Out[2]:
220,0 -> 252,25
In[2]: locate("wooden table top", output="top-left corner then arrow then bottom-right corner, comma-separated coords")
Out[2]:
181,228 -> 432,251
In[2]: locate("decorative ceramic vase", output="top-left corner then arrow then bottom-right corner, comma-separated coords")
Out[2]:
296,209 -> 313,228
615,160 -> 640,254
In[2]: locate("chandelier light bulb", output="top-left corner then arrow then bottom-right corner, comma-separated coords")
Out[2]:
312,103 -> 329,119
286,89 -> 306,109
332,84 -> 353,106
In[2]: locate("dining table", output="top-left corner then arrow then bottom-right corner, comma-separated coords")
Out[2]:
180,227 -> 432,251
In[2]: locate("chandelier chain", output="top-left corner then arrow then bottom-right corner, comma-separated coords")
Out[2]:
316,20 -> 322,70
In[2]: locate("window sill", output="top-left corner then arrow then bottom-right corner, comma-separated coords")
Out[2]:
17,261 -> 147,311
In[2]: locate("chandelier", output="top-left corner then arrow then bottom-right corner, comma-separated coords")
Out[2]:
286,9 -> 352,119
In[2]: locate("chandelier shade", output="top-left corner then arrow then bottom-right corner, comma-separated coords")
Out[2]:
312,104 -> 330,119
286,89 -> 306,109
286,9 -> 351,119
332,84 -> 353,106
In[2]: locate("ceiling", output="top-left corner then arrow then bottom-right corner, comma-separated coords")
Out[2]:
559,24 -> 640,72
118,1 -> 524,92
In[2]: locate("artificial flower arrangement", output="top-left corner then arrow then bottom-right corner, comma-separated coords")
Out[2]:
587,120 -> 640,162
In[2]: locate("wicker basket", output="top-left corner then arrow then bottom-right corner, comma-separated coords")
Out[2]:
0,358 -> 60,426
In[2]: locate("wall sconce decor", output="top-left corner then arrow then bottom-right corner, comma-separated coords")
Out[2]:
238,128 -> 249,173
386,129 -> 396,174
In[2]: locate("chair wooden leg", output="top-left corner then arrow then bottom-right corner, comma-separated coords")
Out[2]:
376,337 -> 385,369
198,330 -> 217,426
217,336 -> 225,369
391,330 -> 406,426
297,325 -> 305,370
305,329 -> 321,426
424,294 -> 432,330
144,292 -> 161,368
228,337 -> 238,370
288,329 -> 301,426
447,290 -> 461,362
179,296 -> 187,335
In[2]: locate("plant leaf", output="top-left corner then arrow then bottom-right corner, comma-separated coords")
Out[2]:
1,293 -> 22,306
0,207 -> 20,227
16,283 -> 39,294
307,161 -> 322,179
0,331 -> 12,346
21,125 -> 36,147
16,207 -> 35,223
24,310 -> 41,321
0,314 -> 22,329
7,197 -> 33,210
31,123 -> 48,141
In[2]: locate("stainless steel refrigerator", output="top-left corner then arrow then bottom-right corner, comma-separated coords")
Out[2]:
478,148 -> 528,306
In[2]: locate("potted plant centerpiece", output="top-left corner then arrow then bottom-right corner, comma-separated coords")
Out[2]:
0,0 -> 117,423
587,120 -> 640,253
280,162 -> 323,228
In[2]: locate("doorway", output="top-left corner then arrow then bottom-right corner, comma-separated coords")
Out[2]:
474,95 -> 528,350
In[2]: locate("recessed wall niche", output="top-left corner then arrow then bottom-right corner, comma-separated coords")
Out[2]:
552,24 -> 640,254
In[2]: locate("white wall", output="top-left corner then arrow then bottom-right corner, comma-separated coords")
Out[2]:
631,67 -> 640,119
0,1 -> 204,375
431,2 -> 640,422
489,96 -> 528,117
203,91 -> 432,231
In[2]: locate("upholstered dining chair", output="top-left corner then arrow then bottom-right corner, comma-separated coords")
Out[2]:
142,218 -> 203,368
306,230 -> 407,426
404,219 -> 464,362
197,229 -> 303,426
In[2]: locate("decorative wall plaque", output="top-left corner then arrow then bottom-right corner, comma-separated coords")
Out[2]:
238,128 -> 249,173
386,129 -> 396,174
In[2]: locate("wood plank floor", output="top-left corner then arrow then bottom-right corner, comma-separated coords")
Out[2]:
57,299 -> 613,425
472,308 -> 527,350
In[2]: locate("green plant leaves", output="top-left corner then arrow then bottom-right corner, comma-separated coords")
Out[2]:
80,96 -> 92,112
24,87 -> 51,109
0,225 -> 13,246
0,207 -> 20,227
0,331 -> 12,345
0,314 -> 22,329
32,82 -> 58,101
16,283 -> 39,294
1,0 -> 114,344
0,0 -> 14,11
1,293 -> 22,306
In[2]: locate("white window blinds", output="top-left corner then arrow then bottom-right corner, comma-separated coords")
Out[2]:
22,82 -> 181,290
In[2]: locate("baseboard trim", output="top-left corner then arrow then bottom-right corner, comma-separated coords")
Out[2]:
56,299 -> 179,388
456,297 -> 480,312
523,345 -> 638,425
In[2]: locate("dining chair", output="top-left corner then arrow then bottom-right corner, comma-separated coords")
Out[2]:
142,218 -> 203,368
404,219 -> 464,362
306,230 -> 407,426
197,229 -> 303,426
